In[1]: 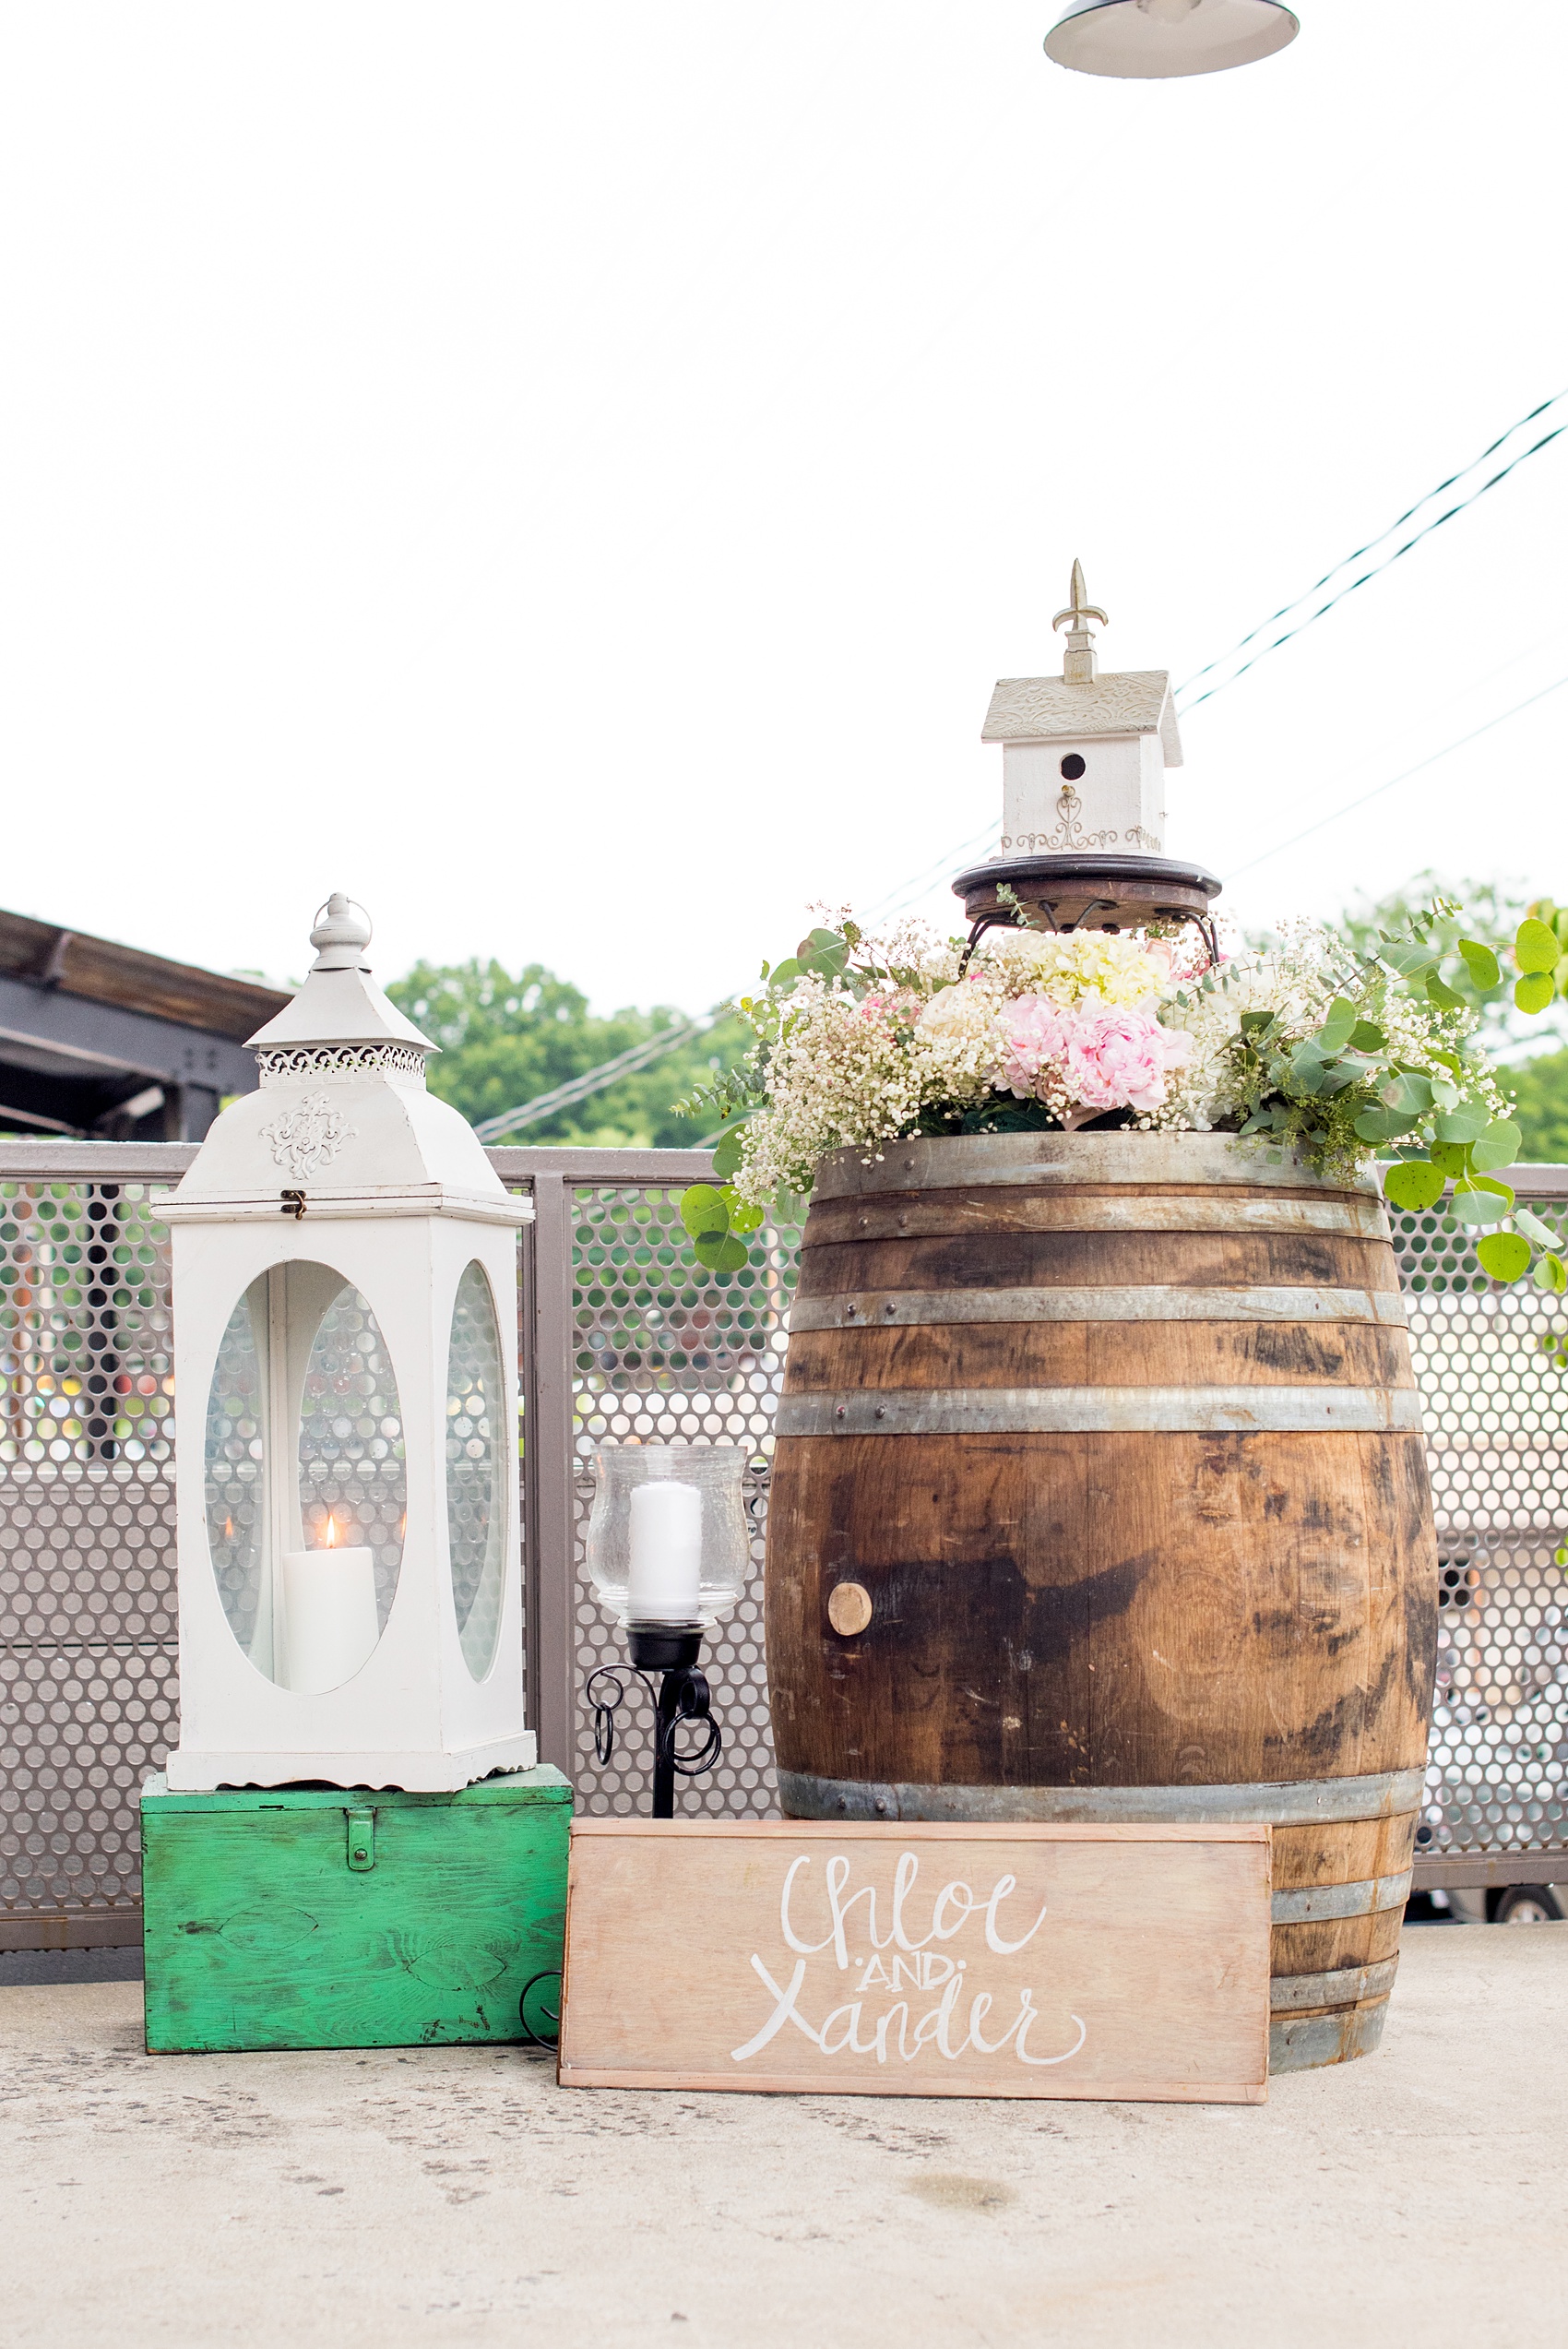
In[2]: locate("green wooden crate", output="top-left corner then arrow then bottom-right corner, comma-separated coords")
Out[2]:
140,1765 -> 572,2054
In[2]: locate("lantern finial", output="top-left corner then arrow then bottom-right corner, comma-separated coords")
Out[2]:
1052,561 -> 1109,684
309,894 -> 374,973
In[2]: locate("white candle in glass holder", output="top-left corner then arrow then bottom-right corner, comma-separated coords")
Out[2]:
626,1479 -> 703,1623
282,1519 -> 380,1693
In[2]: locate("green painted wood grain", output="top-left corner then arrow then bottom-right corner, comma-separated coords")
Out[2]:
141,1768 -> 572,2054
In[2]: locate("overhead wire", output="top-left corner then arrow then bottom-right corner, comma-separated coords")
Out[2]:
1173,388 -> 1568,714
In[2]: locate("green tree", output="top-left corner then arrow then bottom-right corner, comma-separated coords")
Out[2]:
385,959 -> 749,1148
1503,1050 -> 1568,1163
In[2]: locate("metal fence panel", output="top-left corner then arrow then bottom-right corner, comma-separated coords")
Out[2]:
3,1140 -> 1567,1944
1399,1179 -> 1568,1885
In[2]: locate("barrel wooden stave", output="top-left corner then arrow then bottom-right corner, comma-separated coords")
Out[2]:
766,1139 -> 1439,2071
768,1429 -> 1432,1788
782,1322 -> 1411,1390
798,1236 -> 1399,1306
1272,1810 -> 1417,1888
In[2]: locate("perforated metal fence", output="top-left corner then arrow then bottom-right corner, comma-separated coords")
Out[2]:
2,1139 -> 1566,1943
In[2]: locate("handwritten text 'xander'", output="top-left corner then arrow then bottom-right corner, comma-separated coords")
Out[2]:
731,1852 -> 1087,2069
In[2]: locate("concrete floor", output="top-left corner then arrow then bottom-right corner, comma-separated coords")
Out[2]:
2,1927 -> 1564,2349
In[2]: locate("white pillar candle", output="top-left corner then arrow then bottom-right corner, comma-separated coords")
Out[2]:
281,1544 -> 380,1694
626,1479 -> 703,1623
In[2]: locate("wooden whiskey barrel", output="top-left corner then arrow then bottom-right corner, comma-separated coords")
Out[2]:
765,1133 -> 1437,2072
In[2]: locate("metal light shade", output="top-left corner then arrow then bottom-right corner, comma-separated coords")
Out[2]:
1044,0 -> 1299,78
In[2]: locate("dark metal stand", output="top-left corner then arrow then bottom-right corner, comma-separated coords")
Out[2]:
952,851 -> 1223,972
587,1623 -> 723,1818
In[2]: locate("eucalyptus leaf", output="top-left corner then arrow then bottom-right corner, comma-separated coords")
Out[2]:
709,1123 -> 747,1181
1381,1072 -> 1434,1116
1289,1041 -> 1333,1095
767,958 -> 802,988
1348,1021 -> 1386,1052
725,1192 -> 765,1235
1379,940 -> 1441,978
1515,1207 -> 1561,1250
1515,916 -> 1562,974
1468,1120 -> 1522,1174
1515,971 -> 1554,1014
1476,1232 -> 1531,1282
679,1183 -> 731,1242
1430,1141 -> 1469,1175
1450,1188 -> 1511,1226
1354,1107 -> 1420,1143
1456,937 -> 1502,988
1533,1251 -> 1568,1294
1383,1161 -> 1446,1212
1314,996 -> 1358,1052
1424,971 -> 1467,1012
1434,1106 -> 1490,1144
694,1230 -> 750,1274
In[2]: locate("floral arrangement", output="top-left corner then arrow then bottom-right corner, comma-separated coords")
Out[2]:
677,896 -> 1568,1292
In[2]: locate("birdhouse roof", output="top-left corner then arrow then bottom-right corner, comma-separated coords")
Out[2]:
980,670 -> 1183,767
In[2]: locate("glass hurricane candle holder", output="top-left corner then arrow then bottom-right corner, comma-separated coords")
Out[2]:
586,1444 -> 749,1630
584,1443 -> 750,1818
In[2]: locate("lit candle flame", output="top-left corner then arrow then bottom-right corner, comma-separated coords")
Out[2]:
222,1514 -> 234,1542
324,1515 -> 338,1550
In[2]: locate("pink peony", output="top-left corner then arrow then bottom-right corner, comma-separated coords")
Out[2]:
999,996 -> 1073,1095
1061,1006 -> 1192,1113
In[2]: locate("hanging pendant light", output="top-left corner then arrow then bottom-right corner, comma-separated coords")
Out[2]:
1045,0 -> 1299,78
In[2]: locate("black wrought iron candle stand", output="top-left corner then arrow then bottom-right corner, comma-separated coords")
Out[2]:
587,1623 -> 724,1818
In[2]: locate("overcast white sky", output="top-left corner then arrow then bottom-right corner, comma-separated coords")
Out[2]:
1,1 -> 1563,1010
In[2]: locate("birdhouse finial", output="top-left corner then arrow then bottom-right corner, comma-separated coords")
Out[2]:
1052,559 -> 1109,684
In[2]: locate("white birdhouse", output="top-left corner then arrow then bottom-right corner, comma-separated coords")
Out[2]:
982,563 -> 1183,858
160,894 -> 536,1794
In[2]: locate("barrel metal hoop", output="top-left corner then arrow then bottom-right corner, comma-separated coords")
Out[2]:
812,1134 -> 1384,1201
777,1769 -> 1427,1827
776,1387 -> 1427,1437
1268,1958 -> 1401,2014
821,1197 -> 1389,1239
1271,1869 -> 1413,1923
790,1285 -> 1408,1332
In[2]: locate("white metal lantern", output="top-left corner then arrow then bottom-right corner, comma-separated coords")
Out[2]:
160,894 -> 536,1793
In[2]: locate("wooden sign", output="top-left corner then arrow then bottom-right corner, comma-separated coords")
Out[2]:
558,1819 -> 1270,2103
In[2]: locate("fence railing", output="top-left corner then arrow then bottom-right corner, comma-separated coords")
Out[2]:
2,1139 -> 1565,1943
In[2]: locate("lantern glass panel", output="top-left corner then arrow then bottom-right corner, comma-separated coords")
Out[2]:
297,1281 -> 407,1629
445,1260 -> 508,1680
201,1263 -> 407,1688
204,1287 -> 267,1665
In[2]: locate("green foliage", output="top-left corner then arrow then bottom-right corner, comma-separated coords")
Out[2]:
1228,893 -> 1566,1289
385,959 -> 749,1147
1324,875 -> 1545,1053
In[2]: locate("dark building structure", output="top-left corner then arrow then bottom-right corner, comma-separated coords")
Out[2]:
0,910 -> 291,1142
